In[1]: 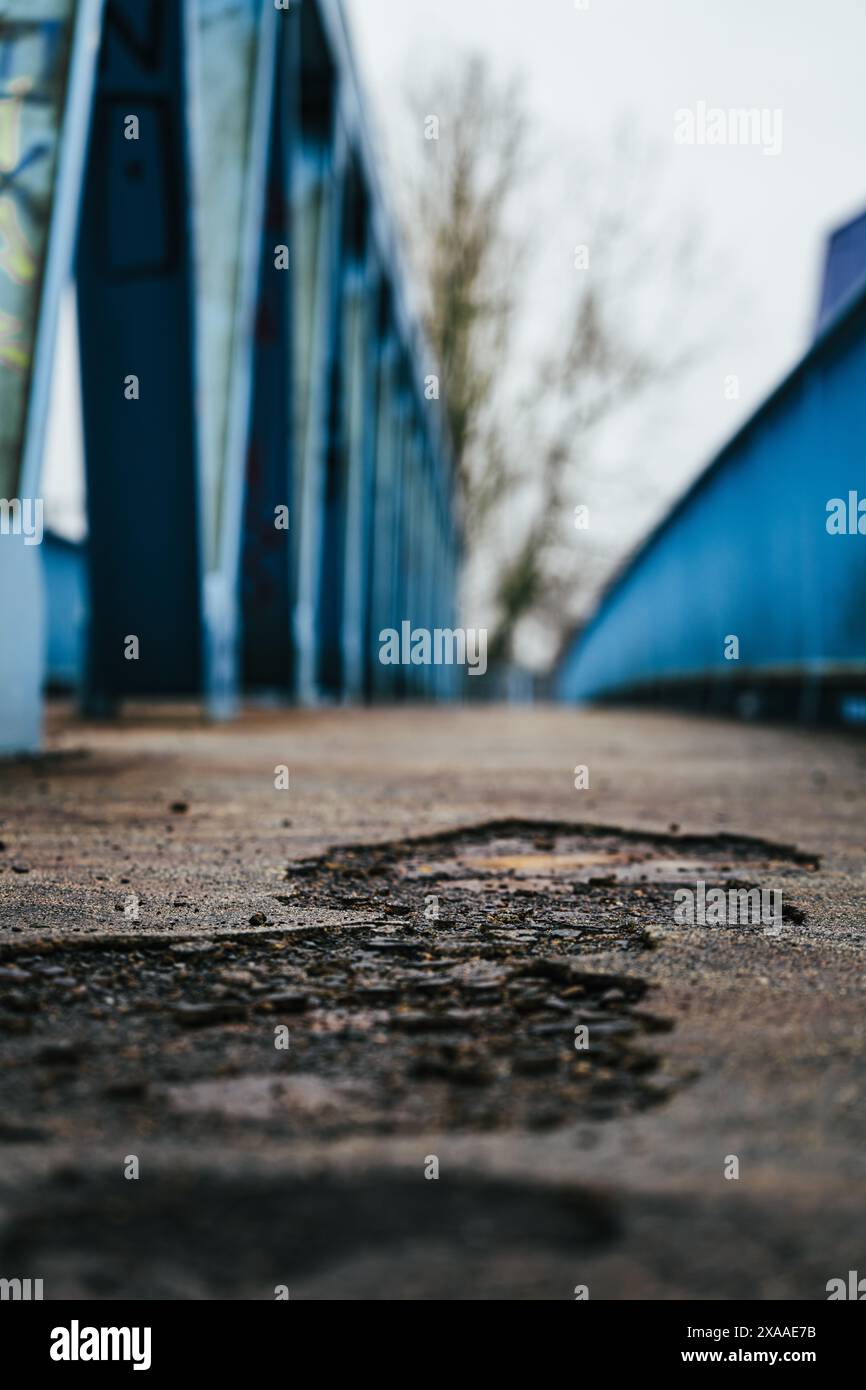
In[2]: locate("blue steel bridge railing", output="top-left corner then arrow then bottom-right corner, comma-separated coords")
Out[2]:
556,250 -> 866,723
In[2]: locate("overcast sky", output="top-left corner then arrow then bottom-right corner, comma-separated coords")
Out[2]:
343,0 -> 866,599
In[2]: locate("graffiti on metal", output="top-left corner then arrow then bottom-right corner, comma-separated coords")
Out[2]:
0,1 -> 75,496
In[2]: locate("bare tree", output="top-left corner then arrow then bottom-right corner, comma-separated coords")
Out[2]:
399,55 -> 528,532
397,58 -> 712,670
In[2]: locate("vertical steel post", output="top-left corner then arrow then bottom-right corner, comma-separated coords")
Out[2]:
292,29 -> 341,704
241,7 -> 297,694
188,0 -> 277,717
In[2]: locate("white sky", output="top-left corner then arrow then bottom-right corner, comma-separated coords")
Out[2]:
343,0 -> 866,606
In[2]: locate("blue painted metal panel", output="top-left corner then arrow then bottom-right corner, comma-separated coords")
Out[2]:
76,0 -> 203,706
241,10 -> 296,692
338,250 -> 377,701
815,207 -> 866,337
556,281 -> 866,709
291,7 -> 341,703
314,147 -> 355,698
347,250 -> 383,700
367,330 -> 399,698
42,529 -> 87,687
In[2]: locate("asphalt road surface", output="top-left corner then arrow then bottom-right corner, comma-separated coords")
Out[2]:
0,702 -> 863,1299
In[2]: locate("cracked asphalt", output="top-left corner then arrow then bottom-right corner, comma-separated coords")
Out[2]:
0,701 -> 864,1299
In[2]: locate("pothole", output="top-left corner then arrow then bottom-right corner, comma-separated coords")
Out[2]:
0,819 -> 813,1142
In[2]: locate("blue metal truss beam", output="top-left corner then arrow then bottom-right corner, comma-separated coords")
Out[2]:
1,0 -> 460,753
